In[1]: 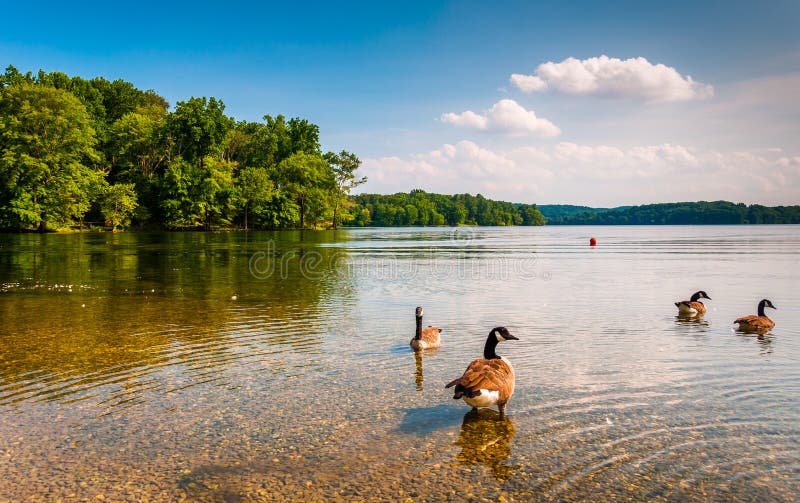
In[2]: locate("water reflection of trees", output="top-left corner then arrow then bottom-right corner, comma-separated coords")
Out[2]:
0,231 -> 353,408
455,408 -> 517,481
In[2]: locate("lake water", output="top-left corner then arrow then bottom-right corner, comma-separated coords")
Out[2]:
1,226 -> 798,501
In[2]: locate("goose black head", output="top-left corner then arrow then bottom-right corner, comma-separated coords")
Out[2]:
492,327 -> 518,342
691,290 -> 711,301
416,306 -> 424,318
761,299 -> 777,310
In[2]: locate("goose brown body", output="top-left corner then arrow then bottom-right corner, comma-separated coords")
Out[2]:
734,299 -> 776,333
676,301 -> 707,315
734,315 -> 775,330
410,307 -> 442,350
448,358 -> 515,404
411,326 -> 442,350
446,327 -> 517,417
675,291 -> 710,316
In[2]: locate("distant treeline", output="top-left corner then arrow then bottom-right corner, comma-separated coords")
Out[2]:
538,204 -> 627,219
0,65 -> 365,232
543,201 -> 800,225
350,191 -> 546,226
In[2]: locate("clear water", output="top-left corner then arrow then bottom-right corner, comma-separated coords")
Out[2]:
1,226 -> 798,501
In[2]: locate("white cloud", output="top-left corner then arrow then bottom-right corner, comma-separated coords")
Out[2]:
360,141 -> 800,206
509,73 -> 547,93
441,99 -> 561,137
511,55 -> 714,102
440,110 -> 487,130
554,142 -> 703,179
433,140 -> 515,179
361,140 -> 547,199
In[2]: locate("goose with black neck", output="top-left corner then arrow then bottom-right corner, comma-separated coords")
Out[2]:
410,306 -> 442,350
446,327 -> 518,417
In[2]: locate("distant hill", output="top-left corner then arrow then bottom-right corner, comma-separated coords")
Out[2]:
538,204 -> 628,220
349,198 -> 799,226
544,201 -> 800,225
350,191 -> 545,226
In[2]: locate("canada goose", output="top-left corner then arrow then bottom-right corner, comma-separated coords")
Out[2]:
445,327 -> 518,417
410,307 -> 442,350
675,290 -> 711,316
735,299 -> 776,332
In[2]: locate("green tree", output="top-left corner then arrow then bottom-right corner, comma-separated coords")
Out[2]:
255,190 -> 299,229
101,183 -> 138,229
324,150 -> 366,229
354,207 -> 371,226
107,105 -> 169,226
275,152 -> 333,228
449,201 -> 468,225
98,78 -> 159,123
288,117 -> 320,154
0,83 -> 103,231
196,156 -> 237,230
159,157 -> 196,229
520,205 -> 545,225
349,191 -> 547,228
160,156 -> 237,230
1,65 -> 34,88
37,71 -> 107,129
404,204 -> 419,225
109,105 -> 169,182
222,126 -> 253,164
165,97 -> 232,165
237,166 -> 274,230
259,115 -> 293,165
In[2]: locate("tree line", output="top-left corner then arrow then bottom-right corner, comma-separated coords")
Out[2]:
543,201 -> 800,225
0,65 -> 365,232
537,204 -> 624,220
350,191 -> 546,226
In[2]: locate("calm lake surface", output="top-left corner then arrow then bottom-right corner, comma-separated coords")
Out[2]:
1,226 -> 799,501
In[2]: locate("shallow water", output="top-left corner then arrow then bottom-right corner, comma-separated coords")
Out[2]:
1,226 -> 798,501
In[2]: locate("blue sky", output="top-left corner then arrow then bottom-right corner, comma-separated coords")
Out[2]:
2,1 -> 799,205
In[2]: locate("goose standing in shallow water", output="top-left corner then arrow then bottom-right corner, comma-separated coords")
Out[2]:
410,307 -> 442,350
675,290 -> 711,317
446,327 -> 518,417
735,299 -> 777,333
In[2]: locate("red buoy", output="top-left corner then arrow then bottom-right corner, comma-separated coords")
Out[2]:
589,237 -> 597,246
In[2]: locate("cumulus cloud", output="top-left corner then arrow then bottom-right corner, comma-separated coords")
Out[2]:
441,99 -> 561,137
553,142 -> 703,179
361,140 -> 547,199
360,141 -> 800,206
427,140 -> 514,178
508,74 -> 547,93
510,55 -> 714,102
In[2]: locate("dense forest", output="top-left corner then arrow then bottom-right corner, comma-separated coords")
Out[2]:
0,65 -> 366,232
544,201 -> 800,225
350,191 -> 546,226
538,204 -> 622,220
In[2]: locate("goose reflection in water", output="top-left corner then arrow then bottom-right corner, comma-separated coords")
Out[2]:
735,332 -> 775,355
414,351 -> 424,391
756,334 -> 774,355
674,314 -> 710,328
455,408 -> 517,481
